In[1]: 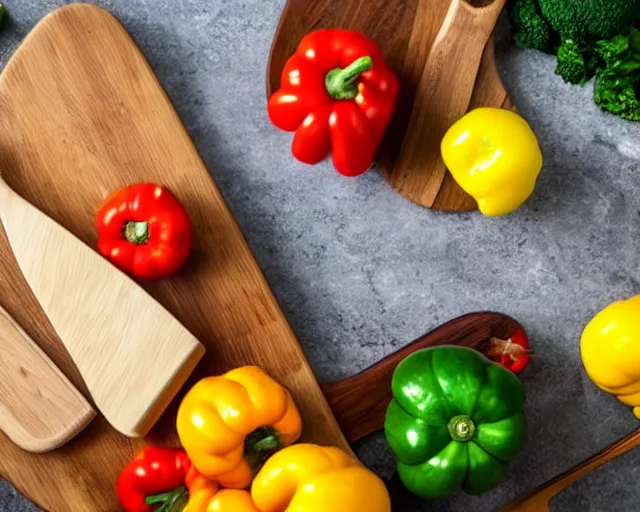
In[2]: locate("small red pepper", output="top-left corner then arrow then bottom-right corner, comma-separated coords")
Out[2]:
486,328 -> 533,374
96,183 -> 192,281
116,446 -> 191,512
268,29 -> 399,177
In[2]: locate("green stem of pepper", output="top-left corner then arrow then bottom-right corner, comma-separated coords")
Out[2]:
325,56 -> 373,100
145,485 -> 187,510
124,221 -> 150,244
244,426 -> 281,474
448,415 -> 476,442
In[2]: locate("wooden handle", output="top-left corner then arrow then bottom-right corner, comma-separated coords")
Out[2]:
501,427 -> 640,511
389,0 -> 506,207
0,305 -> 95,452
321,311 -> 522,443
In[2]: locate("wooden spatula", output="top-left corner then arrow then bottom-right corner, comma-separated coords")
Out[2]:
0,305 -> 95,452
500,428 -> 640,511
0,175 -> 205,438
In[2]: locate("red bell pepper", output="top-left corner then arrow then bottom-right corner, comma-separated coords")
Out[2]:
268,29 -> 399,177
96,183 -> 193,281
486,328 -> 533,374
116,446 -> 191,512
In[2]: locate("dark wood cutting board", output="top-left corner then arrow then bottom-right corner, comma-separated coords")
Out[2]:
322,311 -> 524,443
266,0 -> 517,212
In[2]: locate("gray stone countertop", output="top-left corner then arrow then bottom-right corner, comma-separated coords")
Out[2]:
1,1 -> 639,511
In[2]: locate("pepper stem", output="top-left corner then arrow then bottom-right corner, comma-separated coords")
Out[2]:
244,426 -> 281,474
448,415 -> 476,442
488,337 -> 534,362
325,56 -> 373,100
145,485 -> 187,511
124,221 -> 150,244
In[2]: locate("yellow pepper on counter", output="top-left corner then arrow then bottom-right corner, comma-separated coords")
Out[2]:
581,295 -> 640,419
441,107 -> 543,216
176,366 -> 303,488
250,444 -> 391,512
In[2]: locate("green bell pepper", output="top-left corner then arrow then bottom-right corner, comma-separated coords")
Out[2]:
384,345 -> 526,500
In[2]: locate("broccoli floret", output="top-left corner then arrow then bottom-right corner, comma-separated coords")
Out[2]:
537,0 -> 640,46
554,39 -> 603,84
510,0 -> 640,50
510,0 -> 554,52
508,0 -> 640,121
594,74 -> 640,121
555,39 -> 590,83
593,27 -> 640,120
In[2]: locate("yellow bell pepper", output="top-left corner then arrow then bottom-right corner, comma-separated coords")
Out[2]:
176,366 -> 303,489
580,295 -> 640,419
441,107 -> 543,216
250,444 -> 391,512
183,467 -> 259,512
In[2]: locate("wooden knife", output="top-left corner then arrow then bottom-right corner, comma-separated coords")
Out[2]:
0,305 -> 95,452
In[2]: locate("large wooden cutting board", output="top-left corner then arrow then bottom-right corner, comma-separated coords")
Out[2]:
266,0 -> 516,211
0,5 -> 350,511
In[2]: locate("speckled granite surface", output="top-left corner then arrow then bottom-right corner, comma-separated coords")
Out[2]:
1,1 -> 639,511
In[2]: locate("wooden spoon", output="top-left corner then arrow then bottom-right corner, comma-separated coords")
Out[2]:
0,305 -> 95,452
0,175 -> 205,438
500,428 -> 640,511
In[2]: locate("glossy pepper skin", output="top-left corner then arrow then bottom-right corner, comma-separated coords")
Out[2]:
581,295 -> 640,419
176,366 -> 303,489
96,183 -> 192,281
441,108 -> 543,216
385,346 -> 527,500
182,466 -> 259,512
116,446 -> 191,512
268,29 -> 399,177
251,444 -> 391,512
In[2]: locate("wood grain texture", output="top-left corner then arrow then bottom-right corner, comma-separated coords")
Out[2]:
392,0 -> 506,206
500,428 -> 640,511
0,306 -> 95,453
321,311 -> 524,443
266,0 -> 515,212
0,4 -> 350,511
0,177 -> 206,438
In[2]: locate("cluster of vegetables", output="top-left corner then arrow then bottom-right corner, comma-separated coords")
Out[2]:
103,187 -> 638,510
94,22 -> 639,512
117,366 -> 392,511
116,347 -> 533,511
268,28 -> 546,217
509,0 -> 640,121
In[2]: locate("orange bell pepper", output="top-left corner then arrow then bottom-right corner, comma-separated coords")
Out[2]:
176,366 -> 303,488
183,466 -> 259,512
251,444 -> 391,512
